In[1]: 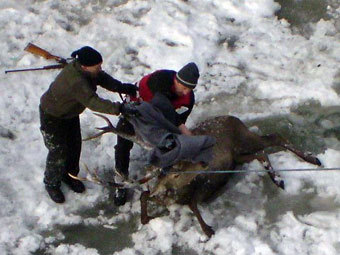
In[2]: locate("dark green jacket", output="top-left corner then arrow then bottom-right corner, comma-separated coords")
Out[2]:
40,61 -> 132,118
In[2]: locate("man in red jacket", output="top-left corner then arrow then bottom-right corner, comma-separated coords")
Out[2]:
114,62 -> 200,206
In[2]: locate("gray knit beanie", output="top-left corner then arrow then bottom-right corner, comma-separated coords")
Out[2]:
176,62 -> 199,88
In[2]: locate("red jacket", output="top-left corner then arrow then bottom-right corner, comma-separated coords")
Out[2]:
130,70 -> 195,125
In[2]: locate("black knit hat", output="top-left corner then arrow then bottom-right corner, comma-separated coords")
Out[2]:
71,46 -> 103,66
176,62 -> 199,88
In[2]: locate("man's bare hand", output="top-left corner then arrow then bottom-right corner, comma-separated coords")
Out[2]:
178,124 -> 192,135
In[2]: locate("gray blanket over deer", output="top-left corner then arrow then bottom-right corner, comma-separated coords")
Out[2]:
127,94 -> 216,168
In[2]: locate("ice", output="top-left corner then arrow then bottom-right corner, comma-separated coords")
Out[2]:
0,0 -> 339,254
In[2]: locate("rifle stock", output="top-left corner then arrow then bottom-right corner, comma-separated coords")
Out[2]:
24,43 -> 66,63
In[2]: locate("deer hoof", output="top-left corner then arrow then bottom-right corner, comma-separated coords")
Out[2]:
272,179 -> 285,190
278,180 -> 285,190
314,157 -> 322,166
305,155 -> 322,166
203,225 -> 215,238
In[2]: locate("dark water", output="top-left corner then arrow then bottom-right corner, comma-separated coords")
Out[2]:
275,0 -> 330,24
33,198 -> 138,255
275,0 -> 339,36
247,103 -> 340,153
264,180 -> 340,222
58,219 -> 137,253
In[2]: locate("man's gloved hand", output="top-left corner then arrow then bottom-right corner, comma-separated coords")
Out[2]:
122,83 -> 138,97
120,102 -> 140,117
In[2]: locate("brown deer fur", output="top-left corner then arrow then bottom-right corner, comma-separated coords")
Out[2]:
139,116 -> 321,238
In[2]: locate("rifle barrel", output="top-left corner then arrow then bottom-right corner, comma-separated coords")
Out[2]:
5,64 -> 64,74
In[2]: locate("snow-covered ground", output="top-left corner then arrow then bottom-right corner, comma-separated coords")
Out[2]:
0,0 -> 339,254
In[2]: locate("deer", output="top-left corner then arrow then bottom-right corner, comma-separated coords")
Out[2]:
80,110 -> 321,238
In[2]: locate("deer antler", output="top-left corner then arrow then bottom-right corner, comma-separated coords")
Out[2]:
82,113 -> 119,141
83,113 -> 153,151
69,164 -> 124,188
69,163 -> 157,189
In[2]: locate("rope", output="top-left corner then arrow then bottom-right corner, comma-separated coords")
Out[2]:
170,167 -> 340,175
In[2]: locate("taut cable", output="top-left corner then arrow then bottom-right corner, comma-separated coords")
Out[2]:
170,167 -> 340,175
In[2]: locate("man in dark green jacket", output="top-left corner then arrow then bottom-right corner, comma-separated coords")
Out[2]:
40,46 -> 137,203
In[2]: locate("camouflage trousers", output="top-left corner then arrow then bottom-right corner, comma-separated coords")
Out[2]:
39,107 -> 81,187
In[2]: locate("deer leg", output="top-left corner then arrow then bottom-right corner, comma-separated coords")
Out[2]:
188,199 -> 215,238
260,134 -> 321,166
282,143 -> 321,166
261,153 -> 285,190
235,153 -> 285,190
140,191 -> 155,224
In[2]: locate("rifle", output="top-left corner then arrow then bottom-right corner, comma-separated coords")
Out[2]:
5,64 -> 65,74
5,43 -> 72,74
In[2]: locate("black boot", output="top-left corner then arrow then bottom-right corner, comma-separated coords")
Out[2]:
113,168 -> 128,206
62,176 -> 85,193
114,188 -> 127,206
45,185 -> 65,203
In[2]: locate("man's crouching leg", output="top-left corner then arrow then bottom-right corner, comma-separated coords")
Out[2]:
114,137 -> 132,206
114,118 -> 134,206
